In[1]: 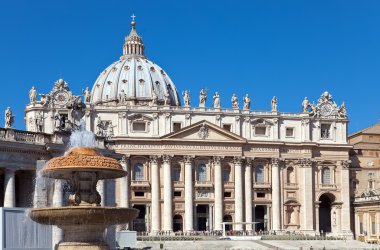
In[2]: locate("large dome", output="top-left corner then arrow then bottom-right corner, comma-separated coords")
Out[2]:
90,20 -> 180,106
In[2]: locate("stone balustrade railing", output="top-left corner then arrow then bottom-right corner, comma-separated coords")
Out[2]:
0,127 -> 107,149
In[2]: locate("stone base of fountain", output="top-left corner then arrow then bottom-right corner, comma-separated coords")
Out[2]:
30,204 -> 139,250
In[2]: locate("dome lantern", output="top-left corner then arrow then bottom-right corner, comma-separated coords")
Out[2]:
122,15 -> 145,59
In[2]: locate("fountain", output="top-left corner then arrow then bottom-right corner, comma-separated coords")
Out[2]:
29,123 -> 138,250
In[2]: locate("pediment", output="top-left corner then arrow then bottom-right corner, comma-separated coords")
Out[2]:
162,120 -> 246,143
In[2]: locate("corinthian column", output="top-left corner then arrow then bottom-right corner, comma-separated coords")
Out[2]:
213,156 -> 223,231
184,155 -> 194,232
271,158 -> 281,231
4,169 -> 16,207
245,158 -> 253,231
150,156 -> 161,233
234,156 -> 244,231
162,155 -> 173,232
119,155 -> 130,208
300,158 -> 314,232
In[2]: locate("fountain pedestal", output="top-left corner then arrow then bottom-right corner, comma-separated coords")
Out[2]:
29,147 -> 138,250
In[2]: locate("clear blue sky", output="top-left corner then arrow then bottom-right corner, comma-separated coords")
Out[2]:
0,0 -> 379,133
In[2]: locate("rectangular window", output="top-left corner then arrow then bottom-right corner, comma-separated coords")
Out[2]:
321,124 -> 331,139
257,192 -> 265,198
255,127 -> 266,136
173,122 -> 182,132
132,122 -> 146,132
286,127 -> 294,137
135,191 -> 145,197
223,124 -> 231,132
360,222 -> 363,234
174,191 -> 182,197
372,221 -> 376,235
223,169 -> 230,182
224,192 -> 232,198
172,169 -> 181,182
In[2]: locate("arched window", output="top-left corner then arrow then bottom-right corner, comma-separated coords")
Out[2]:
287,167 -> 295,184
197,164 -> 207,181
133,163 -> 144,181
223,166 -> 231,182
322,167 -> 330,185
172,167 -> 181,182
255,165 -> 264,183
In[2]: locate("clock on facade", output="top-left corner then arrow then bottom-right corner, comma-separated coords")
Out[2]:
54,91 -> 69,105
320,103 -> 332,116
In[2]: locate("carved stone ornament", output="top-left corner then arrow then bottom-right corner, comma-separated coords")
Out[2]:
162,154 -> 172,163
299,158 -> 314,168
212,156 -> 223,165
149,155 -> 160,164
197,191 -> 209,198
197,124 -> 209,139
183,155 -> 194,164
271,158 -> 283,166
341,160 -> 351,169
233,156 -> 243,165
307,91 -> 347,119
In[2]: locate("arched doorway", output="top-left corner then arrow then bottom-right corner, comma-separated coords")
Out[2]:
223,215 -> 233,231
173,214 -> 183,232
319,193 -> 335,233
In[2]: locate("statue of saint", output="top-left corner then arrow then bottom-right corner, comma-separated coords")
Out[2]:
83,87 -> 91,103
302,97 -> 310,113
29,86 -> 37,103
35,111 -> 46,132
53,111 -> 61,131
4,107 -> 14,128
182,90 -> 190,106
271,96 -> 278,112
338,101 -> 347,118
107,121 -> 116,138
164,92 -> 170,105
243,94 -> 251,110
231,93 -> 238,108
119,89 -> 127,104
213,92 -> 220,108
199,89 -> 207,107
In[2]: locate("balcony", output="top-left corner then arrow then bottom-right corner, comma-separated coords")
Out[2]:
223,181 -> 234,187
319,184 -> 337,190
284,183 -> 298,189
173,181 -> 184,188
253,182 -> 271,189
195,181 -> 213,189
131,180 -> 150,189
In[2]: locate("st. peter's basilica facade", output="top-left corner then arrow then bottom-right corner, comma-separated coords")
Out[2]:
3,19 -> 354,237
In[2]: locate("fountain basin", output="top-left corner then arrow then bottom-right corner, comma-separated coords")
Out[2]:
29,206 -> 139,226
30,207 -> 139,250
43,147 -> 126,180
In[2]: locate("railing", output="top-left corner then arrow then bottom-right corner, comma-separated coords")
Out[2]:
223,181 -> 234,186
195,181 -> 213,187
320,184 -> 337,189
14,130 -> 36,142
173,181 -> 184,187
253,182 -> 271,188
131,180 -> 150,186
285,183 -> 298,188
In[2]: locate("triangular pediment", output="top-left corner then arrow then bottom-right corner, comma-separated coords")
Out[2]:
162,120 -> 246,143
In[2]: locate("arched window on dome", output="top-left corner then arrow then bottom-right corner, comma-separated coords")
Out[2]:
322,167 -> 330,185
197,164 -> 207,182
133,163 -> 144,181
255,165 -> 264,184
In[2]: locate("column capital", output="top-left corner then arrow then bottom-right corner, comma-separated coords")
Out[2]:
339,160 -> 351,169
245,157 -> 255,166
149,155 -> 160,164
299,158 -> 315,168
120,154 -> 130,164
271,158 -> 283,166
212,156 -> 224,165
183,155 -> 194,164
162,154 -> 173,163
233,156 -> 244,165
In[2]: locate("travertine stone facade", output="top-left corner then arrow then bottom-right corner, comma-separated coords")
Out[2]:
19,19 -> 354,237
349,122 -> 380,242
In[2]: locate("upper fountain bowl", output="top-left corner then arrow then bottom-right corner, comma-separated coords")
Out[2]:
43,147 -> 126,180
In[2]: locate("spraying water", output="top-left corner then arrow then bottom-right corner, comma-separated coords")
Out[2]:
68,119 -> 96,149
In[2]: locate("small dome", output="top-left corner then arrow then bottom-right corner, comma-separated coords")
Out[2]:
90,18 -> 180,106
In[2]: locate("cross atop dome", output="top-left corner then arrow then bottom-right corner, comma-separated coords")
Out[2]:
122,14 -> 145,58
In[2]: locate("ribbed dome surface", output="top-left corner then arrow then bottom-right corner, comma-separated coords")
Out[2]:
91,57 -> 180,105
90,19 -> 180,106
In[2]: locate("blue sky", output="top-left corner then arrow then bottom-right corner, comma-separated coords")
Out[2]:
0,0 -> 379,133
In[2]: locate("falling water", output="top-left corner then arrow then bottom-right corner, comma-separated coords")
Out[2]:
68,119 -> 96,149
